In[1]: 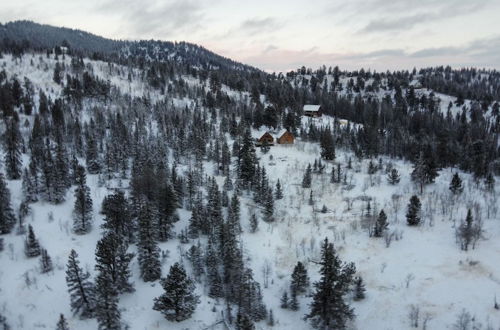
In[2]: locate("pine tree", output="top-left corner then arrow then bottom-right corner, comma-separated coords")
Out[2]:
275,179 -> 283,200
24,224 -> 41,257
187,242 -> 204,281
291,261 -> 310,294
227,193 -> 241,234
95,271 -> 121,330
187,199 -> 202,238
238,129 -> 257,188
290,288 -> 299,311
156,183 -> 177,241
373,210 -> 388,237
66,249 -> 95,318
221,222 -> 246,303
153,262 -> 200,322
263,188 -> 274,222
238,268 -> 267,321
53,62 -> 62,84
353,276 -> 366,301
406,195 -> 422,226
250,213 -> 258,233
205,238 -> 223,298
305,238 -> 356,329
3,118 -> 22,180
0,173 -> 16,234
320,128 -> 335,160
267,309 -> 275,326
411,148 -> 439,193
449,173 -> 464,195
484,173 -> 495,192
73,165 -> 93,234
411,152 -> 426,193
387,168 -> 401,185
457,209 -> 479,251
302,164 -> 312,188
22,166 -> 38,203
95,232 -> 134,293
56,314 -> 69,330
367,160 -> 377,175
235,312 -> 255,330
280,291 -> 289,309
85,132 -> 101,174
223,175 -> 233,192
330,166 -> 336,183
101,191 -> 132,241
40,139 -> 58,203
0,312 -> 9,330
205,178 -> 223,235
53,134 -> 70,202
39,248 -> 53,273
137,201 -> 161,282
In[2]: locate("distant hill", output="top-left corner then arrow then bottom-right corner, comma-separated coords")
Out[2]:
0,20 -> 261,73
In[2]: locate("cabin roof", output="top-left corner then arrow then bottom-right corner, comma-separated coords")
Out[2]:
303,104 -> 321,112
277,129 -> 288,138
259,131 -> 273,138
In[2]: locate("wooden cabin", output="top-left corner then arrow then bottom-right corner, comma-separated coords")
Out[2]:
256,132 -> 274,146
303,104 -> 322,117
277,129 -> 294,144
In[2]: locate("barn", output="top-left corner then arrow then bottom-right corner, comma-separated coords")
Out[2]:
277,129 -> 294,144
256,132 -> 274,146
303,104 -> 322,117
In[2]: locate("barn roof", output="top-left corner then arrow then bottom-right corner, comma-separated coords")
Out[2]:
303,104 -> 321,112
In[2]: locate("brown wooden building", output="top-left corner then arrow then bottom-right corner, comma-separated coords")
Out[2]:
277,129 -> 294,144
303,104 -> 322,117
256,132 -> 274,146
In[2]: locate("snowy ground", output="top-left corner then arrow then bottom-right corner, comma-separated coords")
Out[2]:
0,53 -> 499,329
1,134 -> 499,329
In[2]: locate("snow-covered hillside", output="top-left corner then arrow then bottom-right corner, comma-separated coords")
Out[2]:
0,51 -> 499,330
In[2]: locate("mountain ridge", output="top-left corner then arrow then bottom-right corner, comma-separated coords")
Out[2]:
0,20 -> 262,74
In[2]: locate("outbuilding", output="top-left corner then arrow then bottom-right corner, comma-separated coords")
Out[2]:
303,104 -> 322,117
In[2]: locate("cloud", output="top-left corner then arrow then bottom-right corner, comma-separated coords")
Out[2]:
409,47 -> 457,58
408,36 -> 500,64
348,49 -> 406,59
239,17 -> 281,34
360,13 -> 431,32
217,17 -> 283,40
98,0 -> 208,38
263,44 -> 278,54
236,35 -> 500,72
327,0 -> 490,34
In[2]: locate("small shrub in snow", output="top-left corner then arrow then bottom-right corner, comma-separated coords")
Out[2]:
56,314 -> 69,330
408,304 -> 420,328
280,291 -> 289,309
352,276 -> 366,301
456,209 -> 482,251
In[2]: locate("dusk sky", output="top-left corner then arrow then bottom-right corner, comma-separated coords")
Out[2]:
1,0 -> 500,72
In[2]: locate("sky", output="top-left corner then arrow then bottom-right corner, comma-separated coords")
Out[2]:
1,0 -> 500,72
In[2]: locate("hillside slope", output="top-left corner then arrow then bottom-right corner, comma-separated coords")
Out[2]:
0,26 -> 499,330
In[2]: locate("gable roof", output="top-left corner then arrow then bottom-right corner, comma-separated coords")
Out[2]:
259,131 -> 273,139
277,129 -> 288,138
303,104 -> 321,112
